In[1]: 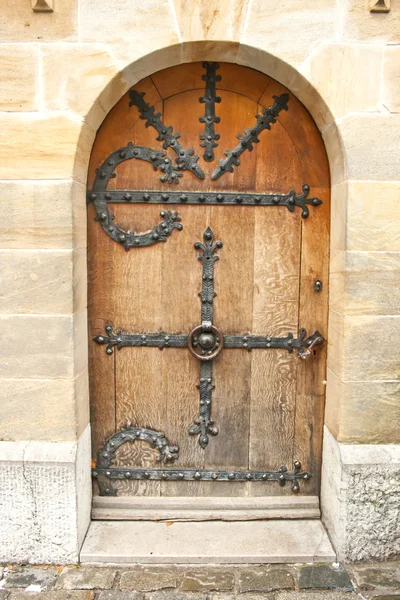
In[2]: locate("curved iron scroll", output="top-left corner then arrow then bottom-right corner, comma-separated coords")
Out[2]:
95,425 -> 180,496
89,141 -> 184,249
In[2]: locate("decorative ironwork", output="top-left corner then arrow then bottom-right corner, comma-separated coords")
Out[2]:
95,226 -> 325,447
211,93 -> 289,181
95,425 -> 179,495
313,279 -> 323,292
199,62 -> 221,162
129,90 -> 205,180
87,186 -> 322,219
93,460 -> 311,496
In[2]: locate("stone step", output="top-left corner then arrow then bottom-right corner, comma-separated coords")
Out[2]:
80,519 -> 335,564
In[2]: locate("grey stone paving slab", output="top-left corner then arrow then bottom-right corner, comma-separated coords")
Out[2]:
2,567 -> 58,590
180,568 -> 235,591
56,567 -> 116,590
299,565 -> 353,591
98,593 -> 144,600
8,593 -> 94,600
276,593 -> 360,600
352,562 -> 400,590
146,593 -> 207,600
238,566 -> 296,592
120,568 -> 179,592
209,594 -> 276,600
0,591 -> 9,600
371,596 -> 400,599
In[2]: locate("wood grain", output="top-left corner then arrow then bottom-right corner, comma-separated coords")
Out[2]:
87,62 -> 331,505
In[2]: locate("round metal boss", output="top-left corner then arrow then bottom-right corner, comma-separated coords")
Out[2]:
188,325 -> 224,361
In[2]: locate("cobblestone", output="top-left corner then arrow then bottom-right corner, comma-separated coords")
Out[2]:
56,567 -> 116,590
0,591 -> 9,600
120,568 -> 179,592
7,593 -> 94,600
298,566 -> 353,591
239,566 -> 295,592
180,568 -> 235,592
98,592 -> 144,600
351,562 -> 400,590
1,567 -> 58,590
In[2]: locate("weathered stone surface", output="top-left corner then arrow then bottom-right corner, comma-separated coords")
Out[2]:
119,568 -> 179,592
8,593 -> 94,600
56,567 -> 116,590
209,595 -> 276,600
299,566 -> 353,591
0,0 -> 77,41
276,593 -> 358,600
0,250 -> 74,314
0,181 -> 81,251
321,123 -> 346,185
342,0 -> 400,42
352,562 -> 400,590
344,315 -> 400,381
337,251 -> 400,316
79,0 -> 180,64
239,566 -> 295,592
180,568 -> 234,591
301,43 -> 382,119
0,115 -> 94,183
242,0 -> 339,66
98,593 -> 144,600
147,594 -> 206,600
1,377 -> 71,441
0,46 -> 39,111
0,315 -> 75,379
0,592 -> 8,600
173,0 -> 249,41
347,181 -> 400,252
42,44 -> 119,128
371,596 -> 400,600
384,46 -> 400,113
2,567 -> 57,590
337,114 -> 400,180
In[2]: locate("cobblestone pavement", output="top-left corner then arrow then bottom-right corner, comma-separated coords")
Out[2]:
0,562 -> 398,599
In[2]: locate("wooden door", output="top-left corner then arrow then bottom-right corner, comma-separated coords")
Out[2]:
87,62 -> 330,520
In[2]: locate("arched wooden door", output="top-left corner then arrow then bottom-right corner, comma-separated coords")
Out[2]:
87,62 -> 330,520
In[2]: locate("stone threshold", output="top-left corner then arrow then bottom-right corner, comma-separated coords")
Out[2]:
80,519 -> 335,564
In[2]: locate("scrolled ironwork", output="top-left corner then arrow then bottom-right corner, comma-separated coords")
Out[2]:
93,457 -> 311,496
199,62 -> 221,162
94,425 -> 180,496
211,93 -> 289,181
129,90 -> 205,180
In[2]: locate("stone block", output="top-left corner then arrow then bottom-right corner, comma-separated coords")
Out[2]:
147,594 -> 206,600
331,182 -> 347,254
73,249 -> 88,314
0,115 -> 94,183
0,0 -> 77,42
298,566 -> 353,591
352,562 -> 400,590
119,568 -> 179,592
56,568 -> 116,591
301,43 -> 382,120
8,593 -> 94,600
75,369 -> 90,439
239,566 -> 295,592
242,0 -> 339,66
338,379 -> 400,444
98,593 -> 144,600
42,44 -> 119,129
343,315 -> 400,381
337,114 -> 400,180
321,123 -> 346,185
1,377 -> 77,441
0,250 -> 74,315
2,568 -> 57,590
79,0 -> 180,65
276,593 -> 359,600
371,596 -> 400,600
384,46 -> 400,113
327,309 -> 344,378
0,592 -> 8,600
0,46 -> 39,111
334,251 -> 400,316
342,0 -> 400,42
173,0 -> 249,41
180,568 -> 234,591
0,315 -> 76,379
0,430 -> 91,564
321,426 -> 400,562
0,181 -> 80,250
346,181 -> 400,252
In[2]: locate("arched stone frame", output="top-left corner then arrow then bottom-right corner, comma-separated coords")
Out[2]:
72,40 -> 346,558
